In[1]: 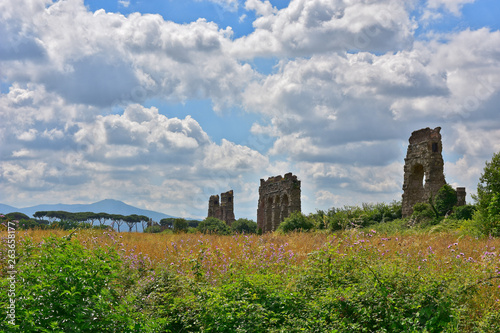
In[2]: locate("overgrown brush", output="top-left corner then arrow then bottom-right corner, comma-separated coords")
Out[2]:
1,230 -> 499,332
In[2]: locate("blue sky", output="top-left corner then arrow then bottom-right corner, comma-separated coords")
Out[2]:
1,0 -> 500,220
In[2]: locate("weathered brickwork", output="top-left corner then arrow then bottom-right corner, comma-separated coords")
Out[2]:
402,127 -> 466,217
208,190 -> 235,225
402,127 -> 446,217
257,173 -> 301,232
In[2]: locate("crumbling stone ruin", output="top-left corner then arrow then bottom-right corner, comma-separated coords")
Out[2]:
207,190 -> 235,225
402,127 -> 466,217
456,187 -> 466,207
257,173 -> 301,232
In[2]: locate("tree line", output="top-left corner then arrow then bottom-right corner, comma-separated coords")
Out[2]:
2,211 -> 150,232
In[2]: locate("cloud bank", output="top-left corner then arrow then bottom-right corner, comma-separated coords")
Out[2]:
1,0 -> 499,218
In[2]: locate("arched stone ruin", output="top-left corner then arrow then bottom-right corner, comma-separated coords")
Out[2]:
402,127 -> 466,217
257,173 -> 301,232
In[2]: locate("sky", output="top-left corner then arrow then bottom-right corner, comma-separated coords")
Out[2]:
1,0 -> 500,220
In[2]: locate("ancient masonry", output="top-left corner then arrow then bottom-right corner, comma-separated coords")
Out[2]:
401,127 -> 466,217
257,173 -> 301,233
208,190 -> 236,225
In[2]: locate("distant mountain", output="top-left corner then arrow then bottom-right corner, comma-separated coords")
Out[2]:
0,199 -> 175,223
0,203 -> 18,215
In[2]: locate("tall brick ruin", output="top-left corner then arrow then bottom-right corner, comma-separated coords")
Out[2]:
402,127 -> 465,217
456,187 -> 467,207
257,173 -> 301,232
208,190 -> 235,225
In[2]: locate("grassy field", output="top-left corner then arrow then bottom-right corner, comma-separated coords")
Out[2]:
1,228 -> 500,332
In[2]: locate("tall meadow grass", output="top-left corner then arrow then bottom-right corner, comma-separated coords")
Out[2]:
1,228 -> 499,332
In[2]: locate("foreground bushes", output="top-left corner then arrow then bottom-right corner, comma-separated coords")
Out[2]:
1,230 -> 499,332
0,236 -> 140,332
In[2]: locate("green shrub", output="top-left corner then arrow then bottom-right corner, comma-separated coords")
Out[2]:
197,217 -> 231,235
452,204 -> 476,220
188,220 -> 200,228
0,236 -> 140,332
302,241 -> 461,332
144,224 -> 162,233
412,202 -> 438,226
173,218 -> 188,233
435,184 -> 458,216
231,218 -> 257,234
472,194 -> 500,237
277,211 -> 315,233
150,272 -> 306,332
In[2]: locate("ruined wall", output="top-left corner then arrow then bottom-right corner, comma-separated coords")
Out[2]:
402,127 -> 466,217
257,173 -> 301,233
402,127 -> 446,217
207,190 -> 235,225
456,187 -> 467,207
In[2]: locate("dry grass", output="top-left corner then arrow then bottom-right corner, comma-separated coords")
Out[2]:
8,228 -> 500,264
5,229 -> 500,296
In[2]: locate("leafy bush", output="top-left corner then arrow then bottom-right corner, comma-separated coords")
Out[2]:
411,202 -> 438,226
277,211 -> 315,233
328,207 -> 362,231
139,271 -> 306,332
302,241 -> 462,332
231,218 -> 257,234
197,217 -> 231,235
144,224 -> 162,233
188,220 -> 200,228
434,184 -> 457,216
452,204 -> 476,220
0,236 -> 139,332
472,194 -> 500,237
319,201 -> 402,232
173,218 -> 188,233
